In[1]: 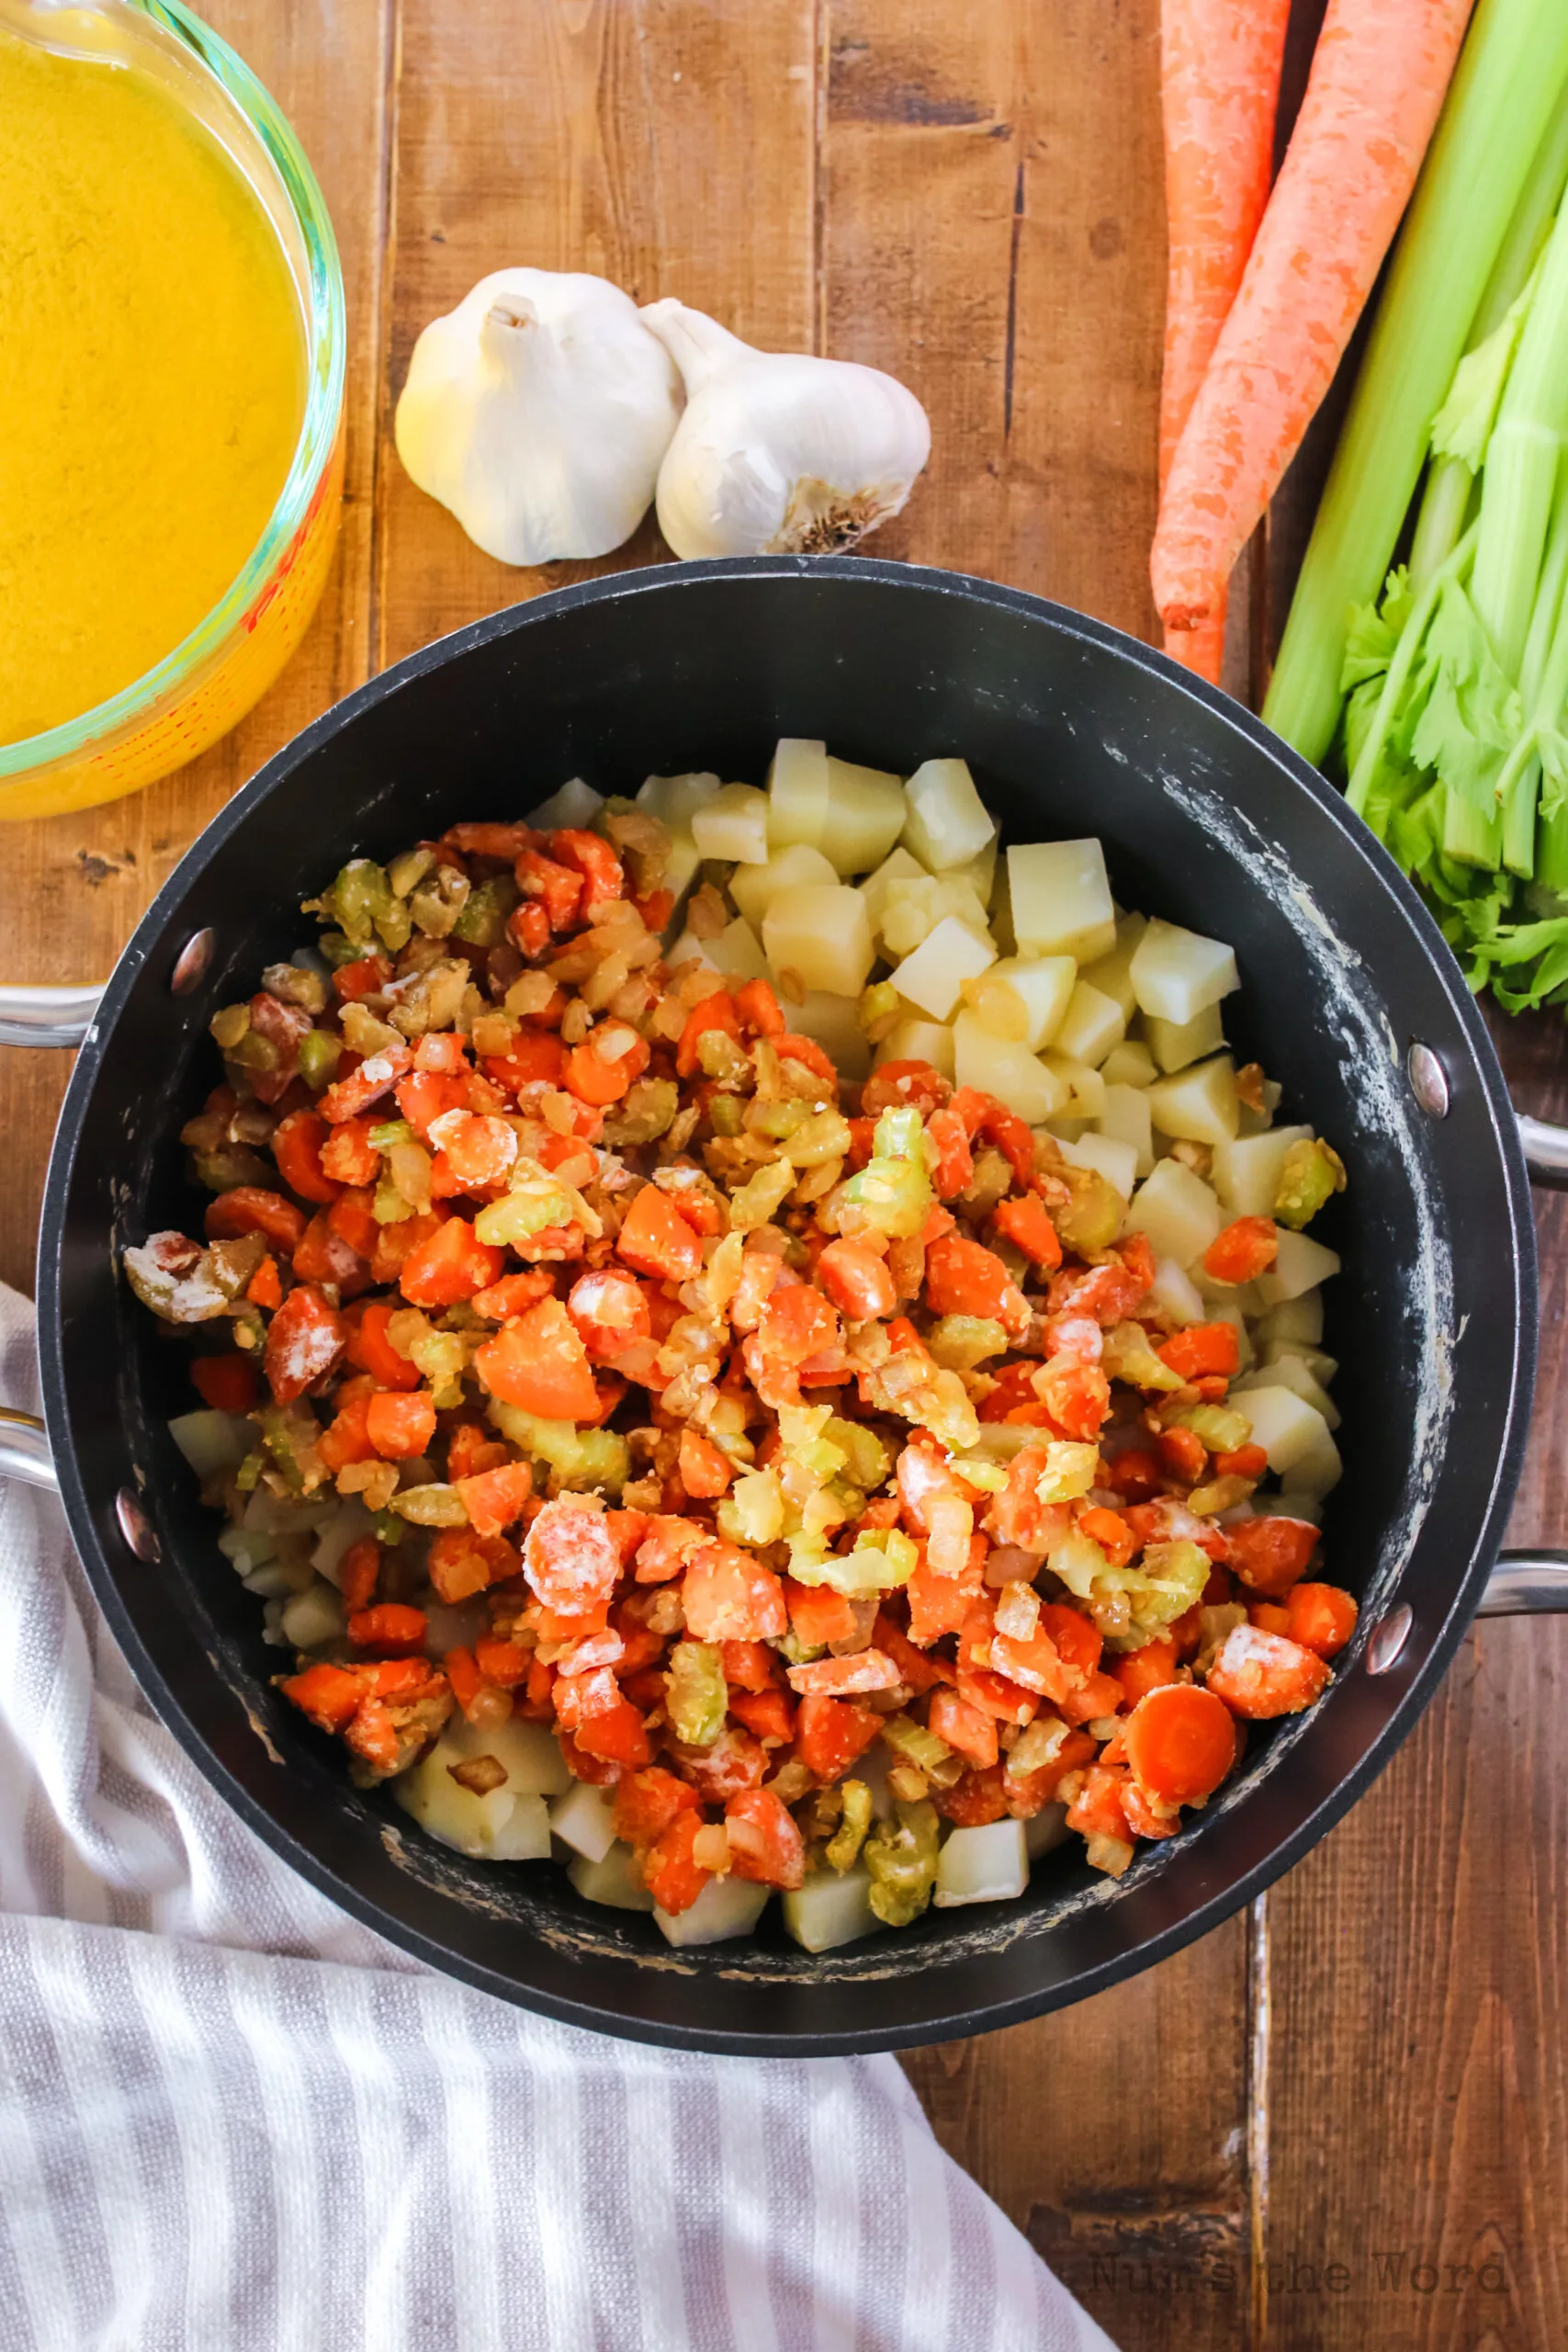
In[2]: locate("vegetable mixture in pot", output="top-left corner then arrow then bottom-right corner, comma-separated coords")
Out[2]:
125,745 -> 1354,1954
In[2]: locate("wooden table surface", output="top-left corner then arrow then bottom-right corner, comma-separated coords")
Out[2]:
8,4 -> 1565,2346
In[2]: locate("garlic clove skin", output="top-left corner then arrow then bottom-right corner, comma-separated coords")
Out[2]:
395,269 -> 682,567
639,299 -> 931,561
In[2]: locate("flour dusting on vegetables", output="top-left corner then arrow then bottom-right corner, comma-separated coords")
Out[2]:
126,746 -> 1354,1955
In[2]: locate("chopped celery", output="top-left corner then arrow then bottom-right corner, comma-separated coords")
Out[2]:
863,1801 -> 941,1928
825,1781 -> 874,1872
665,1642 -> 728,1747
1274,1138 -> 1348,1229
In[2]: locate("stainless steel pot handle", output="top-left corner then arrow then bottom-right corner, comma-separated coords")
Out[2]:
0,982 -> 106,1050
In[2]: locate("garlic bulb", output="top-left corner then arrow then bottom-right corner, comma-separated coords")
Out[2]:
395,269 -> 682,566
639,300 -> 931,560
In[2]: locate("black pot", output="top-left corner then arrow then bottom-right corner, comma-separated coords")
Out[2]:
5,557 -> 1565,2055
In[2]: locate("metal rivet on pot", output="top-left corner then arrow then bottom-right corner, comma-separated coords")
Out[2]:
169,929 -> 216,996
1407,1043 -> 1450,1119
1366,1602 -> 1412,1676
115,1487 -> 160,1563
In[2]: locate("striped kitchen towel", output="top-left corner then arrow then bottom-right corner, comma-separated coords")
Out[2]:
0,1283 -> 1117,2351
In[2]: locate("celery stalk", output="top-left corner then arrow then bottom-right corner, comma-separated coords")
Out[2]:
1471,198 -> 1568,679
1264,2 -> 1568,762
1496,462 -> 1568,872
1345,526 -> 1479,820
1521,557 -> 1568,888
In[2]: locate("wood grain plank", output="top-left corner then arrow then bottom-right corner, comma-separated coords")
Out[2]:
0,0 -> 394,1298
822,5 -> 1251,2342
376,0 -> 818,671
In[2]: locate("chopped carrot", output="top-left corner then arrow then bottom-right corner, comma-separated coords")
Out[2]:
277,1661 -> 364,1733
682,1544 -> 787,1642
1157,1426 -> 1209,1484
783,1578 -> 858,1651
728,1687 -> 796,1745
1157,0 -> 1292,680
570,1699 -> 652,1769
272,1108 -> 343,1204
205,1187 -> 307,1255
327,1187 -> 380,1263
641,1808 -> 711,1914
246,1255 -> 283,1311
399,1215 -> 505,1308
678,1428 -> 733,1498
992,1192 -> 1063,1270
346,1602 -> 428,1651
929,1685 -> 1000,1770
1123,1681 -> 1236,1807
924,1233 -> 1028,1328
454,1460 -> 534,1537
292,1210 -> 371,1296
474,1269 -> 558,1322
1225,1514 -> 1320,1597
344,1297 -> 423,1391
1110,1635 -> 1184,1707
190,1352 -> 258,1415
365,1389 -> 437,1460
317,1385 -> 376,1472
1158,1321 -> 1240,1380
615,1182 -> 704,1282
474,1297 -> 600,1420
793,1692 -> 881,1782
1205,1623 -> 1331,1717
733,978 -> 785,1036
1105,1445 -> 1163,1502
817,1238 -> 897,1322
264,1285 -> 345,1404
613,1767 -> 702,1850
1282,1581 -> 1359,1658
550,827 -> 624,913
565,1031 -> 650,1106
338,1535 -> 380,1614
1153,0 -> 1474,644
1203,1216 -> 1280,1284
1078,1505 -> 1138,1570
725,1788 -> 806,1889
675,991 -> 740,1079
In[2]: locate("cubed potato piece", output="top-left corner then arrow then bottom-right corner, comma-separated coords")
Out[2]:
660,831 -> 703,929
1212,1125 -> 1314,1217
1100,1038 -> 1159,1089
1145,1002 -> 1226,1074
948,831 -> 998,906
395,1751 -> 519,1859
1130,918 -> 1239,1025
785,988 -> 873,1082
1265,1340 -> 1337,1387
858,843 -> 927,934
1078,912 -> 1148,1020
665,928 -> 718,973
766,738 -> 831,850
706,916 -> 769,982
442,1712 -> 574,1797
655,1874 -> 771,1947
762,884 -> 874,997
1055,1130 -> 1138,1201
526,775 -> 604,831
933,1816 -> 1029,1906
637,770 -> 723,830
1042,1055 -> 1106,1120
1283,1421 -> 1343,1500
1235,1354 -> 1339,1430
972,956 -> 1077,1051
1024,1801 -> 1071,1860
1195,1271 -> 1263,1316
1051,978 -> 1127,1069
569,1842 -> 656,1911
547,1779 -> 618,1863
1008,839 -> 1117,963
893,914 -> 996,1019
1146,1055 -> 1240,1147
875,1018 -> 955,1080
1259,1290 -> 1325,1347
488,1795 -> 552,1860
900,756 -> 996,872
782,1866 -> 881,1952
692,781 -> 771,865
1257,1229 -> 1341,1305
1124,1159 -> 1223,1266
1237,1078 -> 1284,1136
1097,1081 -> 1155,1177
1234,1384 -> 1339,1487
953,1012 -> 1068,1124
879,875 -> 991,958
820,757 -> 908,875
279,1579 -> 346,1652
1147,1255 -> 1205,1327
731,842 -> 839,927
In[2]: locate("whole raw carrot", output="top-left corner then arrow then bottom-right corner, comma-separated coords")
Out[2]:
1152,0 -> 1475,643
1158,0 -> 1292,683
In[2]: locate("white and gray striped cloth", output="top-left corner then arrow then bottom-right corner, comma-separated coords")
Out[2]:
0,1283 -> 1116,2351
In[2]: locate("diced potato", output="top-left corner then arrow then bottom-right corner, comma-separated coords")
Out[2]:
1008,838 -> 1117,963
1212,1125 -> 1313,1217
441,1711 -> 573,1797
1051,979 -> 1126,1069
1097,1081 -> 1155,1177
1258,1289 -> 1324,1348
893,914 -> 996,1019
1285,1422 -> 1343,1500
660,831 -> 703,928
933,1816 -> 1029,1906
879,875 -> 991,958
1055,1130 -> 1138,1201
1145,1002 -> 1225,1074
789,989 -> 874,1082
874,1018 -> 954,1080
1024,1801 -> 1071,1861
1146,1054 -> 1240,1147
526,775 -> 604,831
488,1795 -> 553,1861
692,781 -> 771,865
973,956 -> 1077,1051
1257,1228 -> 1341,1305
1130,917 -> 1239,1025
820,757 -> 908,875
948,831 -> 998,906
730,842 -> 839,927
169,1408 -> 254,1479
1237,1078 -> 1284,1136
1235,1355 -> 1339,1430
762,883 -> 875,997
279,1579 -> 345,1651
1235,1385 -> 1339,1487
1100,1038 -> 1159,1089
665,927 -> 717,973
655,1874 -> 771,1948
953,1012 -> 1068,1124
637,770 -> 723,831
1042,1055 -> 1106,1120
569,1840 -> 655,1912
782,1866 -> 881,1952
1273,1489 -> 1325,1527
311,1496 -> 378,1586
1078,912 -> 1148,1020
1194,1271 -> 1263,1316
706,916 -> 769,982
548,1779 -> 618,1863
1147,1255 -> 1204,1326
900,756 -> 996,872
765,738 -> 831,850
858,843 -> 927,934
396,1751 -> 520,1859
1124,1159 -> 1224,1267
1265,1340 -> 1337,1388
